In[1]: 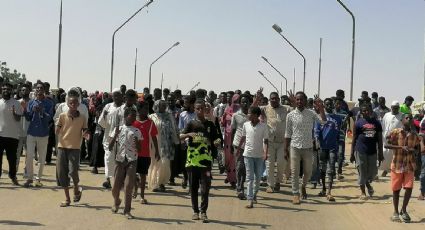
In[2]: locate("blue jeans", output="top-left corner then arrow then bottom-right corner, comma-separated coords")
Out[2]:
337,142 -> 345,174
420,155 -> 425,194
310,150 -> 320,183
245,157 -> 264,201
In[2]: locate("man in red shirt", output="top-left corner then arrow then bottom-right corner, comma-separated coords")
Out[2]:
132,102 -> 160,204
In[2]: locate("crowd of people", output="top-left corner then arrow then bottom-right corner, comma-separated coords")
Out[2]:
0,76 -> 425,223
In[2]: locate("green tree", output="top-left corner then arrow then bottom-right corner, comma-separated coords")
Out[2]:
0,61 -> 27,85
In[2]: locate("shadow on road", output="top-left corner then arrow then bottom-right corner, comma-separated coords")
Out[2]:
0,220 -> 44,227
132,216 -> 194,225
208,219 -> 272,229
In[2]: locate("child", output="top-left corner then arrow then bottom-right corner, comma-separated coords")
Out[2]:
385,114 -> 421,223
132,102 -> 160,204
109,107 -> 141,219
55,96 -> 88,207
237,106 -> 268,208
180,99 -> 221,223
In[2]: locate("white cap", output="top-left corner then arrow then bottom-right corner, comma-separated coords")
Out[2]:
391,101 -> 400,106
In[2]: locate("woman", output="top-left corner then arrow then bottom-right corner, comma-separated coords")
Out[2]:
221,93 -> 240,188
205,102 -> 223,167
148,100 -> 179,192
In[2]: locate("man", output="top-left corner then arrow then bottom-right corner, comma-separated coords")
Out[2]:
314,98 -> 343,202
167,93 -> 182,185
180,99 -> 221,223
400,96 -> 414,114
285,92 -> 326,204
213,92 -> 227,119
371,92 -> 379,109
334,98 -> 349,179
120,84 -> 127,96
178,95 -> 197,188
350,103 -> 383,200
335,89 -> 349,114
373,96 -> 390,122
98,89 -> 124,188
163,88 -> 170,101
231,94 -> 251,199
385,114 -> 421,223
24,82 -> 54,187
17,84 -> 31,172
0,82 -> 23,185
379,101 -> 403,177
254,91 -> 291,193
153,88 -> 162,101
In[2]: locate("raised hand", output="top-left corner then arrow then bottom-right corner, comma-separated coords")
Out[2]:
313,94 -> 324,110
287,90 -> 296,107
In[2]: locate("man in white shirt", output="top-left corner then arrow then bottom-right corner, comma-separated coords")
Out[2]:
0,82 -> 23,185
237,106 -> 268,209
379,101 -> 403,177
285,91 -> 326,205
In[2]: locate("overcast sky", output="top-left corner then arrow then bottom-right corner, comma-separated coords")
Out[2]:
1,0 -> 424,103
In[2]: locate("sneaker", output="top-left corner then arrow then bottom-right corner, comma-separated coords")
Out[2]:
399,210 -> 411,223
124,212 -> 134,220
337,174 -> 344,180
274,183 -> 280,192
23,180 -> 33,188
11,177 -> 19,186
381,170 -> 388,177
266,186 -> 274,193
34,180 -> 43,187
103,180 -> 112,189
192,213 -> 200,220
200,213 -> 209,223
91,167 -> 98,174
292,195 -> 301,205
237,192 -> 247,200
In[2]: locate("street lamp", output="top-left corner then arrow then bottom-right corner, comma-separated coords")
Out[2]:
258,71 -> 279,95
186,81 -> 200,95
149,42 -> 180,91
261,56 -> 288,95
272,23 -> 306,92
337,0 -> 356,101
110,0 -> 153,92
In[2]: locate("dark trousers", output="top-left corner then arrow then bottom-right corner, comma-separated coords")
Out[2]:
187,167 -> 211,214
0,136 -> 18,179
45,124 -> 56,163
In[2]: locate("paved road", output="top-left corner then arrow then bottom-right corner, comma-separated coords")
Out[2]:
0,152 -> 425,230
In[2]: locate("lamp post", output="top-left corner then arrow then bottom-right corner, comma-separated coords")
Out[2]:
293,68 -> 296,92
110,0 -> 153,92
133,48 -> 138,89
337,0 -> 356,101
57,0 -> 63,89
258,71 -> 279,95
272,24 -> 306,92
149,42 -> 180,91
261,56 -> 288,95
318,38 -> 323,97
186,81 -> 200,95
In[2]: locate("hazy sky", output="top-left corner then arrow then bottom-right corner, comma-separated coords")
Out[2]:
1,0 -> 424,103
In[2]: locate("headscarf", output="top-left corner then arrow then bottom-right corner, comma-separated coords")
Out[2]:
224,94 -> 241,116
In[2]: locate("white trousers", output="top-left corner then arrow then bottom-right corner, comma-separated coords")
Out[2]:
26,135 -> 48,181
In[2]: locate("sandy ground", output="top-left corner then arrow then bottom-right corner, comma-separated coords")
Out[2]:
0,148 -> 425,230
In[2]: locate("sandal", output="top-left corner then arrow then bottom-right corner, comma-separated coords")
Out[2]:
418,194 -> 424,200
359,194 -> 368,201
73,187 -> 83,203
60,200 -> 71,207
327,194 -> 335,202
132,193 -> 138,199
140,198 -> 148,204
391,213 -> 401,222
318,190 -> 326,197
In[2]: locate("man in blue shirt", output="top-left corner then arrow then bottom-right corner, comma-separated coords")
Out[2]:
315,98 -> 343,202
24,82 -> 54,188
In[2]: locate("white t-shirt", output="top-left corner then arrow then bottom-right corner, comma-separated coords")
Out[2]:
242,121 -> 269,158
112,125 -> 142,163
0,98 -> 24,139
18,99 -> 30,137
54,102 -> 88,124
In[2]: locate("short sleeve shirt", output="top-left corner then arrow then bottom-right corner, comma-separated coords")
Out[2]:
57,112 -> 88,149
231,110 -> 248,147
182,119 -> 220,169
242,121 -> 269,158
114,125 -> 142,162
261,105 -> 291,143
354,117 -> 382,155
133,119 -> 158,157
387,128 -> 419,173
285,108 -> 320,149
0,98 -> 23,139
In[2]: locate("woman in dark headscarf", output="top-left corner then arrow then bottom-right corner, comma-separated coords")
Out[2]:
221,93 -> 240,188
